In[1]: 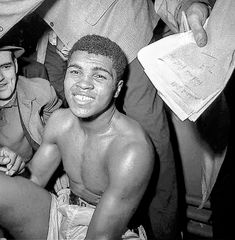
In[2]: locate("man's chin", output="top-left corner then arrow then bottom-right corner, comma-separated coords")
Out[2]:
0,89 -> 14,99
70,107 -> 92,119
0,94 -> 13,104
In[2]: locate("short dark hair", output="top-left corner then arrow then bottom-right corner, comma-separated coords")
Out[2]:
68,35 -> 128,81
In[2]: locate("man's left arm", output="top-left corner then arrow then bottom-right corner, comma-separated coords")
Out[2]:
155,0 -> 211,47
86,141 -> 154,240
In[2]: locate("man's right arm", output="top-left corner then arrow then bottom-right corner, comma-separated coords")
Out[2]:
28,110 -> 62,187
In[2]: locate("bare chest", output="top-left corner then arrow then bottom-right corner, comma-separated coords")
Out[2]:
59,132 -> 112,196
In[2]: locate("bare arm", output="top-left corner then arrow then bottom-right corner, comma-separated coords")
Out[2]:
28,110 -> 62,187
86,140 -> 155,240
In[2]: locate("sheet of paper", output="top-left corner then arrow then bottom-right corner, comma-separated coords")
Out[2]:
138,0 -> 235,122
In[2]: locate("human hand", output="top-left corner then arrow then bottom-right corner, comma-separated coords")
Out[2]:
54,173 -> 69,193
182,3 -> 210,47
0,147 -> 25,176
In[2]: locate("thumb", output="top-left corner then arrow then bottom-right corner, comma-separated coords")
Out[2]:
0,156 -> 11,165
188,13 -> 207,47
186,3 -> 209,47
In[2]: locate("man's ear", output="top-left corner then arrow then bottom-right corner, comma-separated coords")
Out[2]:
14,57 -> 18,74
114,80 -> 124,98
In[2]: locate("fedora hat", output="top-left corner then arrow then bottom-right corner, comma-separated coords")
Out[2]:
0,45 -> 25,58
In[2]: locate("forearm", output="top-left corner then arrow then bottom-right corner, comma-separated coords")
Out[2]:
29,173 -> 43,186
28,163 -> 50,187
27,147 -> 61,187
155,0 -> 210,33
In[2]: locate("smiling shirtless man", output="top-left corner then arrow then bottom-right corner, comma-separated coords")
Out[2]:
0,35 -> 155,240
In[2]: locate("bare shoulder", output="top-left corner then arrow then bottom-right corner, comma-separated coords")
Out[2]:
108,112 -> 155,184
44,108 -> 75,136
116,112 -> 153,152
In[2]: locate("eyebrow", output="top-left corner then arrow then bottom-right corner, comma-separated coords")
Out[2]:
93,66 -> 113,78
68,64 -> 113,78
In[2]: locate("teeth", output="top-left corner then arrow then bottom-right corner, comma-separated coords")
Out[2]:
74,95 -> 93,102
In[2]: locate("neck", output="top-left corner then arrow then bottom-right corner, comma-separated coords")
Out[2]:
79,105 -> 117,135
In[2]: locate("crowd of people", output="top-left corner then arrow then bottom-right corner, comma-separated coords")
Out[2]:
1,0 -> 232,239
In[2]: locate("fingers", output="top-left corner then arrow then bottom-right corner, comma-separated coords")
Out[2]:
54,179 -> 60,193
0,166 -> 8,172
188,13 -> 207,47
0,148 -> 12,165
54,174 -> 69,193
61,174 -> 69,188
0,147 -> 26,176
0,146 -> 17,163
0,147 -> 17,174
0,155 -> 11,165
186,3 -> 209,47
6,155 -> 25,176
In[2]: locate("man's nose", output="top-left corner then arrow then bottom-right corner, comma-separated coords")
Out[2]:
76,77 -> 94,89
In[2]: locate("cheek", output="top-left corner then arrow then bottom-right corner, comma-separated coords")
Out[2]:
7,79 -> 16,93
97,88 -> 114,104
64,79 -> 73,93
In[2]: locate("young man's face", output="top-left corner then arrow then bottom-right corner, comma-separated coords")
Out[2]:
64,50 -> 122,118
0,51 -> 17,104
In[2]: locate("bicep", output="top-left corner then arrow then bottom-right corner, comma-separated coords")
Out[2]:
29,114 -> 62,187
29,141 -> 61,187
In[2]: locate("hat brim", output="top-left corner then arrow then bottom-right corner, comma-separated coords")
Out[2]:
0,46 -> 25,58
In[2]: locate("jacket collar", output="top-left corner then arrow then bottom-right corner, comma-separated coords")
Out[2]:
16,76 -> 36,106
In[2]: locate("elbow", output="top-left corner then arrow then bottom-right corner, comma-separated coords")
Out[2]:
30,175 -> 41,186
30,174 -> 46,187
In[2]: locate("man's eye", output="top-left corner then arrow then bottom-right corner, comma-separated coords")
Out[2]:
2,65 -> 11,70
94,74 -> 106,80
70,70 -> 79,74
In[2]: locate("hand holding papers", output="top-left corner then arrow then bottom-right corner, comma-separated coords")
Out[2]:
138,0 -> 235,121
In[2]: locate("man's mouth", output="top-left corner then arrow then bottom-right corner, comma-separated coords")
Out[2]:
73,94 -> 94,104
